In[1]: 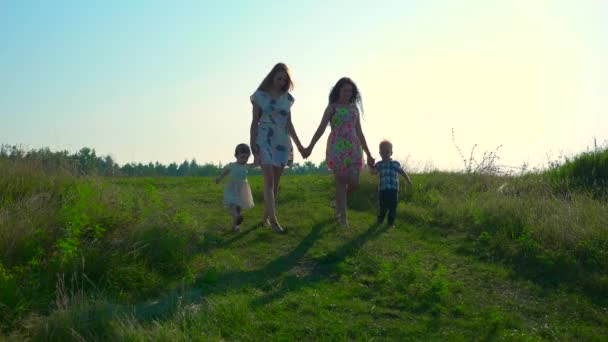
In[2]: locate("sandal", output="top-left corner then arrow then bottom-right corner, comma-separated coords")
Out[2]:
270,222 -> 285,234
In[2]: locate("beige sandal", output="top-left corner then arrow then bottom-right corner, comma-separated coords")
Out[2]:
270,221 -> 285,233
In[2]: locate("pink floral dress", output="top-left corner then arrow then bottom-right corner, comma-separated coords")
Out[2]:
326,105 -> 363,175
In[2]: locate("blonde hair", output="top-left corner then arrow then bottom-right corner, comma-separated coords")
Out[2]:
379,140 -> 393,150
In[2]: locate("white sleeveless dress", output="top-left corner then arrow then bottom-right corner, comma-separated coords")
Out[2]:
223,163 -> 254,209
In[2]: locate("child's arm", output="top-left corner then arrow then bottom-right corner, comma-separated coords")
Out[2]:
215,165 -> 231,184
398,168 -> 413,187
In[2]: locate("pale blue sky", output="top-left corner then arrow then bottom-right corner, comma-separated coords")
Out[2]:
1,0 -> 607,170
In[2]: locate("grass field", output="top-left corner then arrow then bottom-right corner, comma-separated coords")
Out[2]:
1,158 -> 607,340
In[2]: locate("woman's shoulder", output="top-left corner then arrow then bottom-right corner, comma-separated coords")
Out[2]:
285,92 -> 295,103
253,89 -> 268,97
251,90 -> 294,105
250,89 -> 267,105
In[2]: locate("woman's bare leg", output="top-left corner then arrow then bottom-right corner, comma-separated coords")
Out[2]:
273,166 -> 284,200
334,172 -> 349,227
262,164 -> 284,232
346,169 -> 360,197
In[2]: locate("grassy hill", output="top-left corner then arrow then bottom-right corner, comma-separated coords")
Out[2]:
1,157 -> 607,340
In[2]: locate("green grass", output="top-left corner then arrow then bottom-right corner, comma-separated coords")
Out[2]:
544,146 -> 608,197
1,164 -> 607,340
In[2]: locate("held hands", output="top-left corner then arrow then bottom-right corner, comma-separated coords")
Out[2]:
366,153 -> 375,168
297,145 -> 306,159
298,145 -> 312,159
302,146 -> 313,159
304,146 -> 312,159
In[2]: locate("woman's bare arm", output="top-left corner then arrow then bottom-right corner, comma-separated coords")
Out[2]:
307,104 -> 333,152
355,111 -> 373,164
287,112 -> 304,154
250,104 -> 261,156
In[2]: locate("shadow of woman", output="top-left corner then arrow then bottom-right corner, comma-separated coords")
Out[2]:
130,220 -> 393,323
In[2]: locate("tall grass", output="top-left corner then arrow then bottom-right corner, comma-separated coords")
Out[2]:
369,147 -> 608,295
0,159 -> 205,335
545,145 -> 608,198
1,146 -> 607,339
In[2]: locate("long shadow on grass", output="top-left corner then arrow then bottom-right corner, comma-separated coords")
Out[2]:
249,222 -> 391,307
132,220 -> 391,322
212,221 -> 263,250
204,218 -> 331,287
202,218 -> 270,253
131,218 -> 331,321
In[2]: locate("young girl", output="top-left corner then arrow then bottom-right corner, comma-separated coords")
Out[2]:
250,63 -> 305,233
215,143 -> 256,232
304,77 -> 375,227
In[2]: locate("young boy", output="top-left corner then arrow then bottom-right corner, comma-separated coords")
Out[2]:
372,140 -> 413,227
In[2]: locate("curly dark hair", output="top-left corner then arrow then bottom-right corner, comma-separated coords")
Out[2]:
328,77 -> 364,116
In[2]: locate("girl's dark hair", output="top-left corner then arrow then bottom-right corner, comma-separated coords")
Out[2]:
328,77 -> 364,116
257,63 -> 294,93
234,143 -> 251,157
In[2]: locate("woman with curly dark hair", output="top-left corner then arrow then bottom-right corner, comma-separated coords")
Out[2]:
304,77 -> 375,227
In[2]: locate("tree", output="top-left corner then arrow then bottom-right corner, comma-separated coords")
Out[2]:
167,162 -> 179,176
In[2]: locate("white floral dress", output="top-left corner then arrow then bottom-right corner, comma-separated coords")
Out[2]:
250,90 -> 295,167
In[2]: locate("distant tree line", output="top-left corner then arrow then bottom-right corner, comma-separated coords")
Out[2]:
0,145 -> 330,177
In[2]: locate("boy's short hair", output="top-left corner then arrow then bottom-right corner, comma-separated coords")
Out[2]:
379,140 -> 393,150
234,143 -> 251,157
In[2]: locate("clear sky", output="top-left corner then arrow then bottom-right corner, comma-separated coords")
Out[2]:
1,0 -> 607,171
